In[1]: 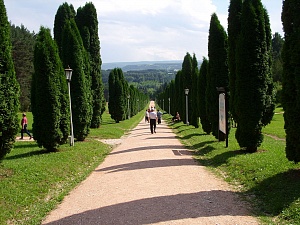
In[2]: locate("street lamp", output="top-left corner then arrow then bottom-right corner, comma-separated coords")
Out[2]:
184,88 -> 189,125
163,99 -> 164,111
137,99 -> 139,112
65,67 -> 74,146
168,97 -> 170,114
127,95 -> 130,119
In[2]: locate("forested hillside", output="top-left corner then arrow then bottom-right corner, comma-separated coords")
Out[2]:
102,69 -> 176,99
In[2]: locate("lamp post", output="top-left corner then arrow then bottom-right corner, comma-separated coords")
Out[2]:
65,67 -> 74,146
127,95 -> 130,119
137,99 -> 139,112
163,99 -> 164,111
168,97 -> 170,114
184,88 -> 189,125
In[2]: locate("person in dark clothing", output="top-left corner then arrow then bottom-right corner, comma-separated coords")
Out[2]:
20,113 -> 32,139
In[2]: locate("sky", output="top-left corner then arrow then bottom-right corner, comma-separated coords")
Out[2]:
4,0 -> 283,63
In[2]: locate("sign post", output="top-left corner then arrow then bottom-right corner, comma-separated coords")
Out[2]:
217,87 -> 228,148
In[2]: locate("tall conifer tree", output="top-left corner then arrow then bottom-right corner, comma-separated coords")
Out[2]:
228,0 -> 242,123
282,0 -> 300,162
235,0 -> 274,152
207,13 -> 229,139
31,27 -> 69,151
181,53 -> 193,124
61,19 -> 92,141
54,3 -> 76,58
0,0 -> 20,159
190,53 -> 199,128
198,57 -> 211,134
76,3 -> 105,128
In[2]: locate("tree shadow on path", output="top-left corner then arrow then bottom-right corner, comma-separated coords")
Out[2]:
96,158 -> 197,173
44,190 -> 256,225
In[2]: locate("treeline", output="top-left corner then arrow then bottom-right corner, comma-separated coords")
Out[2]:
0,1 -> 107,158
158,0 -> 279,155
108,68 -> 148,123
102,69 -> 176,99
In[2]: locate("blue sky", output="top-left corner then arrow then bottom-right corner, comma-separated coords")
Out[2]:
4,0 -> 283,63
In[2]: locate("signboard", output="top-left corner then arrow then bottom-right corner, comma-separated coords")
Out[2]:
219,93 -> 226,134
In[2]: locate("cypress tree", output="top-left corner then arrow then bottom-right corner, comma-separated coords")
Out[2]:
174,70 -> 183,117
0,0 -> 20,159
181,53 -> 193,124
31,27 -> 69,151
282,0 -> 300,162
235,0 -> 274,152
199,57 -> 211,134
116,68 -> 127,122
228,0 -> 242,123
61,19 -> 92,141
207,13 -> 229,139
190,53 -> 199,128
54,3 -> 76,58
76,3 -> 105,128
108,69 -> 117,121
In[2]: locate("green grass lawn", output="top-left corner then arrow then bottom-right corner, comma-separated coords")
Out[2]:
3,106 -> 297,225
262,107 -> 285,139
163,109 -> 300,225
0,108 -> 145,225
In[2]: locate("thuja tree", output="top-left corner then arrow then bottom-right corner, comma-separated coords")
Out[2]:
54,2 -> 76,58
76,2 -> 105,128
190,53 -> 199,128
228,0 -> 242,123
181,53 -> 193,124
198,57 -> 211,134
235,0 -> 275,153
207,13 -> 229,139
108,69 -> 117,121
31,27 -> 69,151
61,19 -> 92,141
0,0 -> 20,160
108,68 -> 127,122
174,70 -> 183,116
282,0 -> 300,162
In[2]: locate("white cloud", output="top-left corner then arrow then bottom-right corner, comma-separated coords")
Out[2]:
4,0 -> 283,63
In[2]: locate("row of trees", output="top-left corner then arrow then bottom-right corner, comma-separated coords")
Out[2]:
108,68 -> 148,123
0,1 -> 107,158
31,2 -> 106,150
158,0 -> 275,154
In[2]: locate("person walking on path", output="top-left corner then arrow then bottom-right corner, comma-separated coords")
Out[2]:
20,113 -> 32,140
149,108 -> 157,134
157,109 -> 162,124
145,109 -> 149,123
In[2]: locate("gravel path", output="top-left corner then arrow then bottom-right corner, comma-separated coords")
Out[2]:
42,118 -> 259,225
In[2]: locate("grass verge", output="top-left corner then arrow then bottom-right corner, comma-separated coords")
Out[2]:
163,113 -> 300,225
0,108 -> 145,225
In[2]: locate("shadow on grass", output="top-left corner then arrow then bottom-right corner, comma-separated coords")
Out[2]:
200,149 -> 247,167
246,169 -> 300,217
5,148 -> 49,160
178,133 -> 207,140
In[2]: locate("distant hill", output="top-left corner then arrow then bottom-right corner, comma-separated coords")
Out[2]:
102,60 -> 183,71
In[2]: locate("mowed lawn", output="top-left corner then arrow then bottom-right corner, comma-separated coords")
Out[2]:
163,107 -> 300,225
1,106 -> 299,225
0,108 -> 145,225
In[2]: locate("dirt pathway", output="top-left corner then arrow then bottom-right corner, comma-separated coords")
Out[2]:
42,119 -> 259,225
